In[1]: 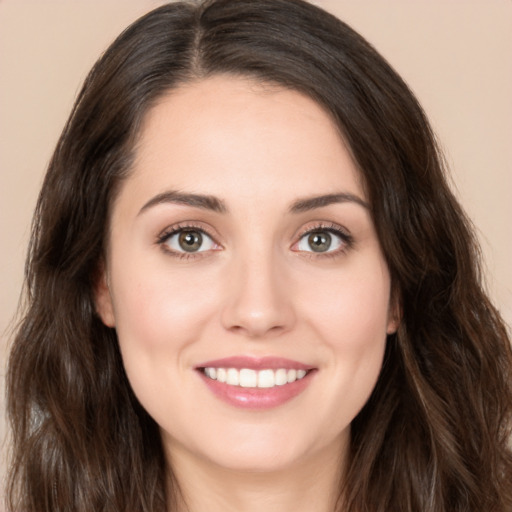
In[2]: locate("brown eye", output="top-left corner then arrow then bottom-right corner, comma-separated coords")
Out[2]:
294,227 -> 350,255
161,228 -> 217,254
307,232 -> 332,252
178,230 -> 203,252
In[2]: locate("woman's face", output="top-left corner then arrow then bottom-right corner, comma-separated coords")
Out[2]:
96,76 -> 398,474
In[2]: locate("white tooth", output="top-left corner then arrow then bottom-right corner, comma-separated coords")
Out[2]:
287,369 -> 297,383
226,368 -> 239,386
275,369 -> 288,386
257,369 -> 275,388
204,367 -> 216,379
216,368 -> 227,383
296,369 -> 307,379
239,369 -> 257,388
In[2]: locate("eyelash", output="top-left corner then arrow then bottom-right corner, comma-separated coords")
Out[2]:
294,222 -> 354,259
156,221 -> 354,260
156,222 -> 218,260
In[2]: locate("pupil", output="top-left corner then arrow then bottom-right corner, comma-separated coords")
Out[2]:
308,232 -> 331,252
179,230 -> 202,252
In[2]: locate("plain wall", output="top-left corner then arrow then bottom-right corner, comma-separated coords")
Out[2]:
1,0 -> 511,504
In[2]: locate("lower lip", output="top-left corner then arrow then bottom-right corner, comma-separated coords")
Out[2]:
198,370 -> 315,409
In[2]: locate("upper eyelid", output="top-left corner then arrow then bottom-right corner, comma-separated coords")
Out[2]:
156,220 -> 352,248
157,222 -> 220,243
293,222 -> 354,254
295,221 -> 352,239
156,224 -> 221,258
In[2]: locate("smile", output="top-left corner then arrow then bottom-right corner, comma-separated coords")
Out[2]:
196,356 -> 316,409
201,367 -> 308,388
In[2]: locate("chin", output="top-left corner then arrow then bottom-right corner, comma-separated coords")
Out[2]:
166,421 -> 346,475
205,445 -> 308,474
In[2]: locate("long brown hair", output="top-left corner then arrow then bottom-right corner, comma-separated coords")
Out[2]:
6,1 -> 512,510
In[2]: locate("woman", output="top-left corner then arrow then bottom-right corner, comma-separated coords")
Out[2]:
6,0 -> 512,511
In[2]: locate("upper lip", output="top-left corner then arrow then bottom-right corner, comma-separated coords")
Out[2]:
196,356 -> 313,371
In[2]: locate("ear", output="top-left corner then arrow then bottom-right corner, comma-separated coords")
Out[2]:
386,292 -> 401,335
94,262 -> 116,328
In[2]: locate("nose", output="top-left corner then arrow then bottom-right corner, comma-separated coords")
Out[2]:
220,250 -> 296,339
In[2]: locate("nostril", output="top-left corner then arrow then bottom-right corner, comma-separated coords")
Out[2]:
219,268 -> 297,338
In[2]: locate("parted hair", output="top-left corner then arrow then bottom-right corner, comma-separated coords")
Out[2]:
6,1 -> 512,511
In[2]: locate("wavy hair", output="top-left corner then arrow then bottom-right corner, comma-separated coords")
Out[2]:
6,0 -> 512,510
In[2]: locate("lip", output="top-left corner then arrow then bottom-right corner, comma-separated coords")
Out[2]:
196,355 -> 312,371
195,356 -> 316,410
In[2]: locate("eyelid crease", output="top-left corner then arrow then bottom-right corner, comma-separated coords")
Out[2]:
156,221 -> 354,260
292,221 -> 355,257
156,222 -> 222,259
295,221 -> 352,239
157,222 -> 218,240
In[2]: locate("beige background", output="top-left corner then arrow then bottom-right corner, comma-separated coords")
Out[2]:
1,0 -> 511,504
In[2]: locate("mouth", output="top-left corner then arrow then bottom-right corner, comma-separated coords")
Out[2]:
195,356 -> 316,409
198,367 -> 310,388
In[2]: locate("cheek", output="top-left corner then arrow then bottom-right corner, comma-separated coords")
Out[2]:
302,259 -> 391,346
298,259 -> 390,406
108,256 -> 223,418
109,255 -> 220,360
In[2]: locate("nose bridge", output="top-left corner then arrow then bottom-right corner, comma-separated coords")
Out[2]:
221,241 -> 295,338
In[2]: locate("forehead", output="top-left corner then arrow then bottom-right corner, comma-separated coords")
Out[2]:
122,75 -> 364,211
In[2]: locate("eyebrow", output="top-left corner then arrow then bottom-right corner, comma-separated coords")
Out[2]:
288,193 -> 369,213
138,190 -> 228,215
138,190 -> 369,216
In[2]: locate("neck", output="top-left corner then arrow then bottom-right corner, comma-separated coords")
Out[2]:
166,437 -> 347,512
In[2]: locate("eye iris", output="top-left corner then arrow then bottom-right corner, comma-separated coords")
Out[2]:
178,230 -> 202,252
308,232 -> 331,252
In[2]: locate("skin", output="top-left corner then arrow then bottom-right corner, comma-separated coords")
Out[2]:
96,76 -> 398,512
